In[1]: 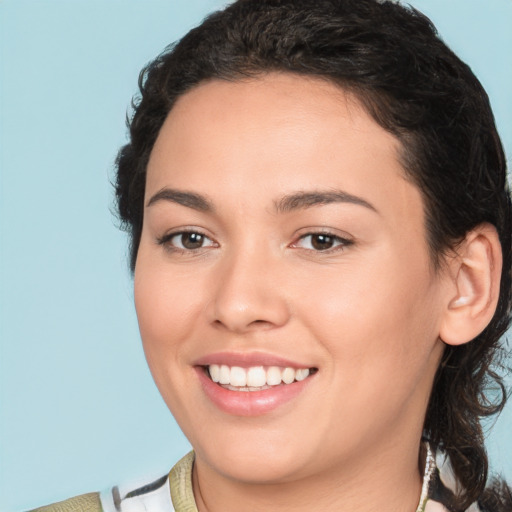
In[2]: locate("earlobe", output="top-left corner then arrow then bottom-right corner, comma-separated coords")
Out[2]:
439,223 -> 502,346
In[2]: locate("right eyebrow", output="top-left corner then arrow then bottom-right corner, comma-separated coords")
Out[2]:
274,189 -> 378,214
146,188 -> 214,213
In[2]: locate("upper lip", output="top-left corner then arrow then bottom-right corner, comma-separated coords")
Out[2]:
194,351 -> 315,369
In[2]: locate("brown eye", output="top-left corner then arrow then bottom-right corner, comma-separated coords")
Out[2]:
180,232 -> 206,249
159,231 -> 216,251
294,233 -> 351,252
310,234 -> 335,250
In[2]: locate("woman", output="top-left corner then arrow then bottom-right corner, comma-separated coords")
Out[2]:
32,0 -> 511,511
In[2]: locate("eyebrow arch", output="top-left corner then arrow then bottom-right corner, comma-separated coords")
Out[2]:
275,190 -> 378,214
146,188 -> 214,212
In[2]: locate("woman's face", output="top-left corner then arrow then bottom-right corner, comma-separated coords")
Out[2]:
135,74 -> 448,483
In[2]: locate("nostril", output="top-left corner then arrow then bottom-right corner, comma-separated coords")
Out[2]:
248,319 -> 275,329
212,318 -> 277,332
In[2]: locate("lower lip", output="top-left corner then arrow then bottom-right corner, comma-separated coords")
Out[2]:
196,367 -> 313,416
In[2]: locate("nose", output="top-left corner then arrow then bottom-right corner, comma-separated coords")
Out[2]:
207,250 -> 290,333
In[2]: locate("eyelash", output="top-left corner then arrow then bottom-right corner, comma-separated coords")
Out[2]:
156,230 -> 354,254
292,232 -> 354,253
156,230 -> 217,253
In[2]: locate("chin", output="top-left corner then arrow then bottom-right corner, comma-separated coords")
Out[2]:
190,424 -> 319,484
203,447 -> 312,484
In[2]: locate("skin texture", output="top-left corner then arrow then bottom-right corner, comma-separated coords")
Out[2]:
134,73 -> 488,512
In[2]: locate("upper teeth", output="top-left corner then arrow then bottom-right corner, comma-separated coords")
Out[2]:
208,365 -> 310,388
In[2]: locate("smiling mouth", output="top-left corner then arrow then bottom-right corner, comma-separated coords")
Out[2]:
204,364 -> 318,392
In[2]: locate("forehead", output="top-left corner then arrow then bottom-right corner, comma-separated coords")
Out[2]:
159,73 -> 398,157
146,73 -> 424,226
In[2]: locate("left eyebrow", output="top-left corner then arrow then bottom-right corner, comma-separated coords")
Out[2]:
146,187 -> 214,212
274,190 -> 378,214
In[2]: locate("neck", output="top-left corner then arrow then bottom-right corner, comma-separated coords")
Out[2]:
192,436 -> 425,512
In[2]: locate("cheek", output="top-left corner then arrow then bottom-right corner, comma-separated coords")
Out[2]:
297,256 -> 443,444
133,259 -> 212,427
133,256 -> 202,370
300,247 -> 442,375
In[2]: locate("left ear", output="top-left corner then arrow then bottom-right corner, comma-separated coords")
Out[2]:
439,223 -> 502,346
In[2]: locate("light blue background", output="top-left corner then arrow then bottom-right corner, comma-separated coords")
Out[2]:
1,1 -> 511,510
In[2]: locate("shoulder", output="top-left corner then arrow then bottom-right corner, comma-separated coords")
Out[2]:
28,474 -> 174,512
28,452 -> 195,512
100,471 -> 174,512
28,493 -> 102,512
100,451 -> 195,512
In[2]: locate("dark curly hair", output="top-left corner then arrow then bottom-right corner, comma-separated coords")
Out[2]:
115,0 -> 512,509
